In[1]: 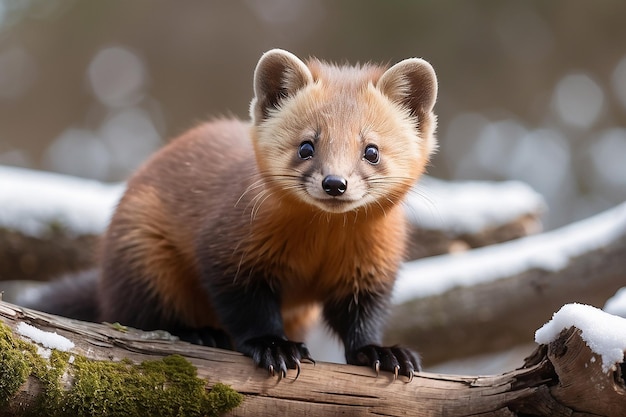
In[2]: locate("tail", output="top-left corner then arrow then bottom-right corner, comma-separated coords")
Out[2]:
16,269 -> 100,322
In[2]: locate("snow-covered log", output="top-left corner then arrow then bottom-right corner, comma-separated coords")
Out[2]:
0,165 -> 544,281
405,176 -> 544,258
0,166 -> 122,281
0,301 -> 624,416
389,201 -> 626,365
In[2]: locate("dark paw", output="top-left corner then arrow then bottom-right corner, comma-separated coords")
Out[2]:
346,345 -> 421,382
239,335 -> 315,379
176,326 -> 233,350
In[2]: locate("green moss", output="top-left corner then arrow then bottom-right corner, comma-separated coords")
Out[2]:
63,354 -> 243,417
107,322 -> 129,333
0,326 -> 31,407
205,383 -> 245,416
29,349 -> 72,414
46,220 -> 67,235
0,322 -> 243,416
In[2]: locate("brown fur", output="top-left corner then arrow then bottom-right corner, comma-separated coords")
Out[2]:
96,49 -> 438,367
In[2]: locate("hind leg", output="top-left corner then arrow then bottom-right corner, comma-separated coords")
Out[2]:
99,186 -> 221,338
98,278 -> 231,349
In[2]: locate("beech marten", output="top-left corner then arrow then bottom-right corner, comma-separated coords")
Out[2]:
22,49 -> 438,380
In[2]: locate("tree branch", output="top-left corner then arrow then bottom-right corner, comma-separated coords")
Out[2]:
0,302 -> 624,416
389,202 -> 626,365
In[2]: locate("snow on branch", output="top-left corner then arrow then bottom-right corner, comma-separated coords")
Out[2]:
388,201 -> 626,365
395,200 -> 626,301
0,165 -> 123,237
406,176 -> 545,258
535,303 -> 626,373
406,176 -> 545,235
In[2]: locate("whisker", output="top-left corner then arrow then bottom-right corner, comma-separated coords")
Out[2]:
252,191 -> 275,221
406,183 -> 439,217
236,179 -> 266,208
247,193 -> 263,222
375,199 -> 388,217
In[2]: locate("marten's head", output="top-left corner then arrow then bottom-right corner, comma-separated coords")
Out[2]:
250,49 -> 437,214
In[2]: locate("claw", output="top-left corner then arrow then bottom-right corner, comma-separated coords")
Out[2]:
244,336 -> 315,380
300,351 -> 316,365
407,369 -> 414,383
294,359 -> 301,380
348,344 -> 420,382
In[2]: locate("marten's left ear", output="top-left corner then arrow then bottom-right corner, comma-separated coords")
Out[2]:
377,58 -> 438,116
250,49 -> 313,125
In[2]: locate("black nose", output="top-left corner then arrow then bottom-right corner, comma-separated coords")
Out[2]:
322,175 -> 348,196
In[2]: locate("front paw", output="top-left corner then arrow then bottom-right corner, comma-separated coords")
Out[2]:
346,345 -> 421,382
239,335 -> 314,379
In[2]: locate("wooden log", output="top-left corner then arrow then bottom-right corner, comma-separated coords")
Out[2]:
404,178 -> 544,259
0,228 -> 97,282
405,212 -> 541,259
388,202 -> 626,366
0,165 -> 120,282
0,301 -> 623,416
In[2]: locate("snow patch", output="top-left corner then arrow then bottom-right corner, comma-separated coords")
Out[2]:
0,165 -> 124,236
37,346 -> 52,359
16,322 -> 75,352
406,176 -> 545,233
604,287 -> 626,318
394,201 -> 626,303
535,304 -> 626,373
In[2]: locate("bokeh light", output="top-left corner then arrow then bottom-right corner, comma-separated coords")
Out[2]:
0,1 -> 624,229
553,73 -> 604,129
87,47 -> 147,108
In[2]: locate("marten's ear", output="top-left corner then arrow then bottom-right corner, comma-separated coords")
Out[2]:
377,58 -> 438,117
250,49 -> 313,124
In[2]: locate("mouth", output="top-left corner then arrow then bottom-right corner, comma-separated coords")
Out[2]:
299,181 -> 368,213
311,196 -> 363,213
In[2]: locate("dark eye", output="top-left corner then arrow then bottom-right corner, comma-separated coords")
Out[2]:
363,144 -> 380,164
298,141 -> 315,160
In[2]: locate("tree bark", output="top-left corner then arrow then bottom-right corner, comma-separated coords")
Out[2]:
405,212 -> 541,259
0,228 -> 98,282
0,302 -> 624,416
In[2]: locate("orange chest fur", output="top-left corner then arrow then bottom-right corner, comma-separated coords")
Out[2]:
239,205 -> 408,304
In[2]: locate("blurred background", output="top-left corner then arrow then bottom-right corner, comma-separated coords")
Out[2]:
1,0 -> 625,229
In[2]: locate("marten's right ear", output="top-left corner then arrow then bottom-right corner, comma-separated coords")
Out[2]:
376,58 -> 438,117
250,49 -> 313,125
